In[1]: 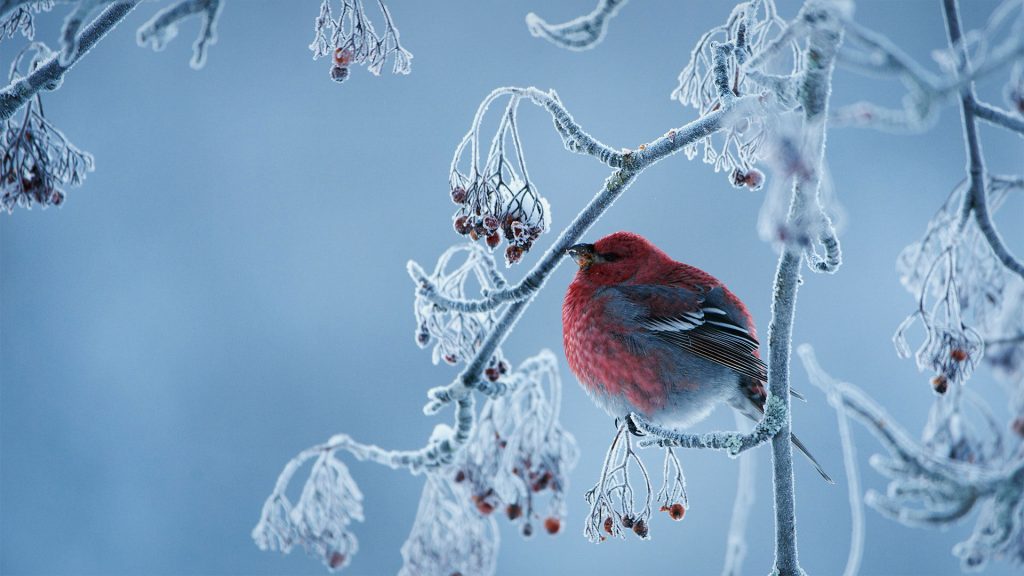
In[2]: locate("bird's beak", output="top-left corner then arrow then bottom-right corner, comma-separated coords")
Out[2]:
566,243 -> 597,270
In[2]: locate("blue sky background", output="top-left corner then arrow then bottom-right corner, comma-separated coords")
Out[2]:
2,1 -> 1022,574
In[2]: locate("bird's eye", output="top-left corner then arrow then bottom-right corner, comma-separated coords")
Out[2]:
601,252 -> 622,262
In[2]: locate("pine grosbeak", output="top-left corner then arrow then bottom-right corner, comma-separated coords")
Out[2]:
562,231 -> 832,482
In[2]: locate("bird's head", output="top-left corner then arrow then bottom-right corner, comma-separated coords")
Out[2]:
566,231 -> 668,285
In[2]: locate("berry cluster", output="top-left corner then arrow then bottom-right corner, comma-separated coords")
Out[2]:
674,0 -> 794,185
585,434 -> 690,543
455,351 -> 578,539
895,177 -> 1024,393
449,92 -> 551,266
398,475 -> 498,576
252,451 -> 363,573
1,45 -> 93,213
309,0 -> 412,83
411,244 -> 504,366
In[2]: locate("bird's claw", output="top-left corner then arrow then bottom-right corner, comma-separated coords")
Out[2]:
625,413 -> 647,436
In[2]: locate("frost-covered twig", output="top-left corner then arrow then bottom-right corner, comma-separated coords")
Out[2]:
1,43 -> 93,212
761,3 -> 843,574
309,0 -> 411,83
833,0 -> 1024,132
629,395 -> 786,454
0,1 -> 140,121
136,0 -> 223,70
525,0 -> 627,51
0,0 -> 52,41
797,346 -> 1024,572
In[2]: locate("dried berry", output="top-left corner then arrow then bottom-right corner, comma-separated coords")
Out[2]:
328,551 -> 346,569
631,519 -> 648,538
443,353 -> 458,365
454,470 -> 466,483
531,471 -> 551,492
505,245 -> 524,265
931,374 -> 949,395
474,498 -> 494,516
1012,417 -> 1024,438
620,514 -> 634,529
506,504 -> 523,520
497,360 -> 509,374
603,516 -> 614,534
450,186 -> 468,204
330,64 -> 350,83
544,517 -> 561,535
486,233 -> 501,249
950,348 -> 968,362
453,216 -> 471,235
485,367 -> 500,382
483,215 -> 499,232
522,523 -> 533,537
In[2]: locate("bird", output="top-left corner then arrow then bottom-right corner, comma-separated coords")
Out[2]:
562,231 -> 833,483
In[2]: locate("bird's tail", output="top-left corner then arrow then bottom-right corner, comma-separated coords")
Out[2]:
791,433 -> 834,484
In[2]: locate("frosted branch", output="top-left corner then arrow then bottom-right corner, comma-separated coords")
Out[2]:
796,345 -> 1024,572
629,395 -> 787,454
136,0 -> 223,70
0,1 -> 140,121
971,100 -> 1024,135
525,0 -> 627,52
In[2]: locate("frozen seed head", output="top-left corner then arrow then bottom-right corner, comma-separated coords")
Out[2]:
631,519 -> 648,538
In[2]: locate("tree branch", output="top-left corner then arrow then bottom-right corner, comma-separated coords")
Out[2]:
0,1 -> 141,121
525,0 -> 628,52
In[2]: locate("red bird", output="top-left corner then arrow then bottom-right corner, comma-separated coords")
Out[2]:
562,231 -> 832,482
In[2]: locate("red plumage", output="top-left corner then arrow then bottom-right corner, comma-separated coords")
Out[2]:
562,231 -> 832,482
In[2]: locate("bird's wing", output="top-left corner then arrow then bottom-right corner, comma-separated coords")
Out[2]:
607,284 -> 768,383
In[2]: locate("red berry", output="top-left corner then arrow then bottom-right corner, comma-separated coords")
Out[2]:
668,503 -> 686,521
506,504 -> 523,520
450,186 -> 468,204
544,517 -> 561,534
485,367 -> 500,381
333,47 -> 353,65
744,168 -> 765,190
454,216 -> 471,235
950,348 -> 968,362
50,190 -> 65,206
328,552 -> 346,569
483,215 -> 499,231
932,374 -> 948,395
620,515 -> 634,529
454,470 -> 466,483
443,353 -> 458,365
531,471 -> 551,492
474,498 -> 494,516
486,233 -> 501,249
603,517 -> 614,534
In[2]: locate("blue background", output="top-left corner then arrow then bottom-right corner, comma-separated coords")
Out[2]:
2,1 -> 1022,574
